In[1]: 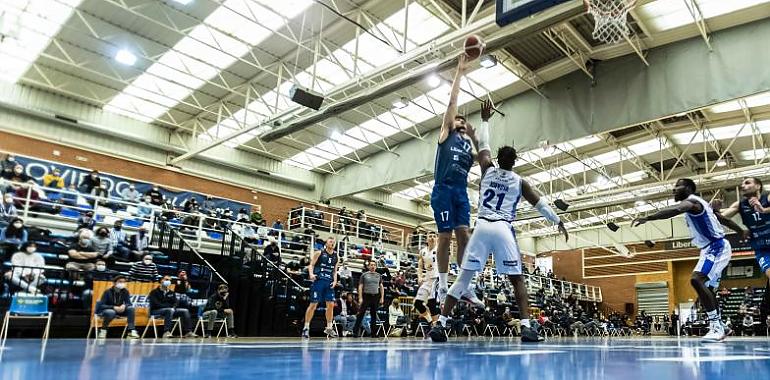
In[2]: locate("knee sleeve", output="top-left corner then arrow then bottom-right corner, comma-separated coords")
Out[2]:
414,300 -> 427,314
448,269 -> 474,299
427,299 -> 440,315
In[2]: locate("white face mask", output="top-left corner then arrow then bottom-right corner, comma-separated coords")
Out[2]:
13,222 -> 22,228
115,283 -> 126,289
25,247 -> 36,254
96,265 -> 106,271
143,259 -> 153,265
162,280 -> 171,287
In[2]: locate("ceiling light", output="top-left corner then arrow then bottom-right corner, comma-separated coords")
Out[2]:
172,0 -> 193,4
715,160 -> 727,167
634,200 -> 646,207
115,49 -> 137,66
479,54 -> 498,68
594,176 -> 609,186
330,129 -> 342,141
427,74 -> 442,88
392,97 -> 409,109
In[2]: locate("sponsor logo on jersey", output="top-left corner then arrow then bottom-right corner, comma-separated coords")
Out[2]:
503,260 -> 518,267
467,258 -> 480,263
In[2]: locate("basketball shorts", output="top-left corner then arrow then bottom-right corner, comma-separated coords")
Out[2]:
415,277 -> 439,302
310,279 -> 335,303
461,219 -> 521,275
755,249 -> 770,274
693,238 -> 732,288
431,184 -> 471,233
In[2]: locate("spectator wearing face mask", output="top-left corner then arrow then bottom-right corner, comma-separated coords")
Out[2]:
148,275 -> 196,338
182,196 -> 199,213
264,237 -> 281,265
202,284 -> 237,338
145,185 -> 164,206
129,254 -> 158,282
1,217 -> 28,248
14,180 -> 50,213
0,193 -> 18,224
91,226 -> 114,260
91,182 -> 113,209
129,226 -> 151,260
160,200 -> 176,221
270,220 -> 283,237
66,229 -> 100,271
236,208 -> 249,223
120,184 -> 141,204
78,170 -> 101,194
136,196 -> 155,219
42,167 -> 65,189
256,220 -> 270,241
76,211 -> 96,232
174,270 -> 193,308
5,242 -> 45,294
4,163 -> 30,188
0,154 -> 16,178
96,275 -> 140,339
201,196 -> 216,214
110,220 -> 130,260
93,259 -> 117,281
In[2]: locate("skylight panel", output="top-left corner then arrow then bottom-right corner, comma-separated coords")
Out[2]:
254,0 -> 313,19
738,149 -> 770,161
637,0 -> 770,32
709,91 -> 770,113
383,2 -> 450,47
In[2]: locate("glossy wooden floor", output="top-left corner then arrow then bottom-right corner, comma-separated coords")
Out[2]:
1,336 -> 769,379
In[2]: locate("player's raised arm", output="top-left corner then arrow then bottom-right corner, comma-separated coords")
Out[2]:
712,199 -> 740,218
439,54 -> 468,144
467,99 -> 495,176
521,180 -> 568,242
632,199 -> 699,227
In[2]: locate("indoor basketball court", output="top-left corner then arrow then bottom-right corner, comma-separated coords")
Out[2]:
0,0 -> 770,379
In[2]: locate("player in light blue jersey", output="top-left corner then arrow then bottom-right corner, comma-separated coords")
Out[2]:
430,100 -> 568,343
633,178 -> 745,342
711,177 -> 770,312
430,53 -> 483,308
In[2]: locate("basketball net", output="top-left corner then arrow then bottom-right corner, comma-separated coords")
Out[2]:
585,0 -> 636,44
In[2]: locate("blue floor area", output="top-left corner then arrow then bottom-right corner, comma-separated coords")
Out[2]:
1,337 -> 769,379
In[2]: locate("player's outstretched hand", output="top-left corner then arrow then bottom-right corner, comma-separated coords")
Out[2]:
710,198 -> 723,211
749,197 -> 765,213
631,217 -> 647,227
558,221 -> 569,242
481,99 -> 493,122
458,53 -> 469,72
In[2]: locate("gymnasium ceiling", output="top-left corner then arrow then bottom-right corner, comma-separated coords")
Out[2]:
2,0 -> 770,235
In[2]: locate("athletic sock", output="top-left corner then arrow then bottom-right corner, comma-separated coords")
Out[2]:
438,315 -> 448,327
521,319 -> 530,328
304,322 -> 310,329
706,310 -> 719,322
438,273 -> 448,289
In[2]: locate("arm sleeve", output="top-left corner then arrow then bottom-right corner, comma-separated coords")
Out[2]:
535,198 -> 561,224
477,121 -> 491,153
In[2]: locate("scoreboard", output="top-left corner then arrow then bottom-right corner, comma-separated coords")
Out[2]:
496,0 -> 574,27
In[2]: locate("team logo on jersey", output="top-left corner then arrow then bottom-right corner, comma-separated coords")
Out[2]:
467,258 -> 480,263
503,260 -> 519,267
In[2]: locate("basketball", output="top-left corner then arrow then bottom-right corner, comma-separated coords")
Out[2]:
464,35 -> 484,60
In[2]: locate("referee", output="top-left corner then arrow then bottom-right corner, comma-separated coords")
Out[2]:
352,261 -> 384,337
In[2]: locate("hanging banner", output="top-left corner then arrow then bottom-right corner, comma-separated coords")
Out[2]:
14,155 -> 252,213
664,234 -> 754,254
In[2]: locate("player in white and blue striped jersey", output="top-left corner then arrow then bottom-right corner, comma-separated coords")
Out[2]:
632,178 -> 745,342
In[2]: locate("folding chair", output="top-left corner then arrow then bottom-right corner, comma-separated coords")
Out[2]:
193,308 -> 228,338
1,294 -> 52,346
462,324 -> 475,337
374,321 -> 390,337
415,321 -> 430,338
87,313 -> 128,339
142,313 -> 182,339
483,324 -> 500,337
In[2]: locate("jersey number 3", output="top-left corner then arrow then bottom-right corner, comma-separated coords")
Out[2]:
482,189 -> 506,211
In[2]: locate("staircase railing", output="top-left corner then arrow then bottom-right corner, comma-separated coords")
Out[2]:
221,226 -> 306,290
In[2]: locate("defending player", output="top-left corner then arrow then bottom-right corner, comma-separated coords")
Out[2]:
430,100 -> 569,342
632,179 -> 745,342
302,237 -> 340,339
414,232 -> 441,324
431,53 -> 483,307
711,177 -> 770,294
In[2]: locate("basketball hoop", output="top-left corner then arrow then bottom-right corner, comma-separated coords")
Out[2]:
585,0 -> 636,45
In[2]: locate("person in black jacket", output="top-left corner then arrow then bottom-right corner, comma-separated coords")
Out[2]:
202,283 -> 236,338
96,275 -> 139,339
148,275 -> 196,338
78,170 -> 101,194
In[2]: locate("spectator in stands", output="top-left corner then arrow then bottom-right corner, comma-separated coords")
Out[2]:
181,196 -> 200,213
547,269 -> 555,279
256,220 -> 270,241
90,182 -> 112,209
14,180 -> 52,213
129,254 -> 158,282
202,283 -> 237,338
337,262 -> 352,291
76,210 -> 96,232
388,298 -> 407,334
533,266 -> 542,276
91,226 -> 114,260
236,208 -> 249,223
66,229 -> 99,271
174,270 -> 193,307
93,259 -> 117,281
148,275 -> 196,338
145,184 -> 164,206
160,199 -> 176,221
120,184 -> 141,203
264,237 -> 281,265
270,220 -> 283,237
1,217 -> 28,249
110,220 -> 130,260
136,196 -> 155,219
502,307 -> 521,335
742,314 -> 756,336
201,195 -> 216,214
4,164 -> 30,190
60,184 -> 80,207
334,292 -> 357,337
5,242 -> 45,294
42,167 -> 65,189
240,222 -> 258,244
78,170 -> 101,194
1,193 -> 18,223
353,260 -> 384,337
96,275 -> 140,339
0,154 -> 16,178
129,226 -> 150,260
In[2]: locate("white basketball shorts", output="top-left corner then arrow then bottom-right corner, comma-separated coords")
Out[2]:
461,219 -> 522,275
415,277 -> 438,302
693,238 -> 732,288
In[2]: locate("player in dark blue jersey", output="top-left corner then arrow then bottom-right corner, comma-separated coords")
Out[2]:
713,177 -> 770,285
430,53 -> 483,308
302,237 -> 339,339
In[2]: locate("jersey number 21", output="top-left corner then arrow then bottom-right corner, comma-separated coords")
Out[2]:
482,189 -> 506,211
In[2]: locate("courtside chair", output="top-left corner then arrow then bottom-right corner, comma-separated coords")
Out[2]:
86,301 -> 128,340
1,294 -> 52,346
142,313 -> 182,339
193,308 -> 227,338
483,323 -> 500,337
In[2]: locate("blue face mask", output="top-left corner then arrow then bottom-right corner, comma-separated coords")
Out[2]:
162,280 -> 171,287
